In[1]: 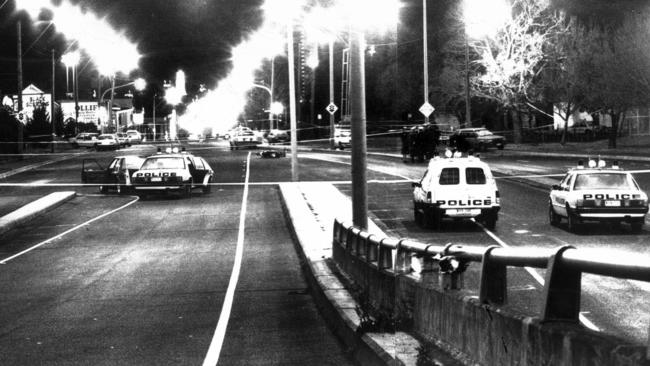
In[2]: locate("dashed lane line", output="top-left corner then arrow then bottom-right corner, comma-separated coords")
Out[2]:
474,219 -> 601,331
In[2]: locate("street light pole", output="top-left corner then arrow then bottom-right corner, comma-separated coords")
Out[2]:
108,75 -> 116,132
287,21 -> 299,182
464,33 -> 471,127
73,63 -> 79,134
350,29 -> 368,230
422,0 -> 429,124
329,39 -> 335,149
51,49 -> 56,153
152,94 -> 157,142
17,21 -> 24,155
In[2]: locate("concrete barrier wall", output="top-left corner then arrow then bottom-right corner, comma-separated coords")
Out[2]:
333,237 -> 650,366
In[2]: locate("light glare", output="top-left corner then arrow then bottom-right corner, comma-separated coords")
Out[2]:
465,0 -> 511,39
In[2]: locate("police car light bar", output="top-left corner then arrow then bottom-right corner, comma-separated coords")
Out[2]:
597,159 -> 606,168
588,159 -> 597,168
577,160 -> 584,169
612,160 -> 620,169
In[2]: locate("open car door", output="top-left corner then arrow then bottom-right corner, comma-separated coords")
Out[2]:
81,159 -> 108,184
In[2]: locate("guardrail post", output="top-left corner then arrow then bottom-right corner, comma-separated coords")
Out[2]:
378,238 -> 396,270
479,246 -> 507,305
421,250 -> 439,287
367,235 -> 379,263
395,239 -> 412,273
541,245 -> 581,323
358,231 -> 372,261
437,244 -> 466,290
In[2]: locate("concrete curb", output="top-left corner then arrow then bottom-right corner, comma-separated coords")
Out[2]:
278,183 -> 422,366
0,191 -> 76,237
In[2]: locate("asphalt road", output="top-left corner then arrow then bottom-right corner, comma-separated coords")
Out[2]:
1,140 -> 649,364
0,143 -> 354,366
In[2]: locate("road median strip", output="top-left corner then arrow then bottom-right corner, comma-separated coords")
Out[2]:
0,192 -> 76,237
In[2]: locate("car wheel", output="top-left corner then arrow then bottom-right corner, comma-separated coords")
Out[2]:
631,219 -> 644,233
183,181 -> 192,198
202,178 -> 212,194
94,144 -> 98,151
484,213 -> 497,230
566,208 -> 579,233
414,205 -> 423,227
548,203 -> 560,226
497,144 -> 504,150
429,210 -> 442,230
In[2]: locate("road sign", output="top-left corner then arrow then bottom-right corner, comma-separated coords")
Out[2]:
419,102 -> 435,118
326,103 -> 338,115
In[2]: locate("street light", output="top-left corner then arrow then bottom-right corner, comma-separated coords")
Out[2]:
62,51 -> 81,134
463,0 -> 510,127
99,77 -> 146,132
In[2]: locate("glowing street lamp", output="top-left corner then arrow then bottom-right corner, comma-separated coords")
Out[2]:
99,77 -> 146,132
463,0 -> 510,126
61,51 -> 81,133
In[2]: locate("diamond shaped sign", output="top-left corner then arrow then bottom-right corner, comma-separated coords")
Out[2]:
419,102 -> 435,117
326,103 -> 338,115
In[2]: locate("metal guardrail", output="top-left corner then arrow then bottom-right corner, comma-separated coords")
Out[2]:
332,218 -> 650,325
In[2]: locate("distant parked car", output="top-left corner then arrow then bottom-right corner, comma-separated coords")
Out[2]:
334,128 -> 351,149
70,132 -> 99,148
95,134 -> 120,151
451,128 -> 505,152
229,127 -> 263,150
267,129 -> 289,143
125,130 -> 143,144
116,132 -> 130,147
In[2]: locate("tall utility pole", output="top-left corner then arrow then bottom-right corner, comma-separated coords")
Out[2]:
350,29 -> 368,230
97,75 -> 103,133
152,94 -> 157,142
108,75 -> 116,132
17,21 -> 24,155
73,63 -> 79,134
464,35 -> 471,127
51,49 -> 56,153
329,39 -> 335,149
288,22 -> 299,182
422,0 -> 429,124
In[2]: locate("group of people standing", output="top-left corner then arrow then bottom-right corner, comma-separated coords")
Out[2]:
400,124 -> 441,163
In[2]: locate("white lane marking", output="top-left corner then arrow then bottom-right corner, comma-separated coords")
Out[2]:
203,152 -> 251,366
474,220 -> 600,331
0,196 -> 140,264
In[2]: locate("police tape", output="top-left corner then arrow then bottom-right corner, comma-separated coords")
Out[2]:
0,179 -> 413,188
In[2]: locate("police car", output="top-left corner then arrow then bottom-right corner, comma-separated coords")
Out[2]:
412,150 -> 500,230
549,159 -> 648,232
131,147 -> 214,197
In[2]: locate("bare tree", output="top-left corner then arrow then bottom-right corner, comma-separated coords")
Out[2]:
470,0 -> 567,142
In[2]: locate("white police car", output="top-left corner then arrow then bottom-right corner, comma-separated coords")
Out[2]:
549,159 -> 648,232
131,147 -> 214,197
412,150 -> 500,230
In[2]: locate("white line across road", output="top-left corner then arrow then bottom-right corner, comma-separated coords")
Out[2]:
0,196 -> 140,264
473,220 -> 601,331
203,152 -> 251,366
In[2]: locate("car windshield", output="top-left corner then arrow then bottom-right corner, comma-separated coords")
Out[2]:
573,173 -> 633,190
98,135 -> 114,140
140,157 -> 185,170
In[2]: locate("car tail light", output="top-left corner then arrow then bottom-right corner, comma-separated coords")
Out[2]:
427,192 -> 432,203
630,199 -> 647,207
495,191 -> 500,204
